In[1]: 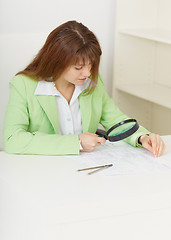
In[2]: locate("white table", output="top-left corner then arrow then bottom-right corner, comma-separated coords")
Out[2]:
1,136 -> 171,240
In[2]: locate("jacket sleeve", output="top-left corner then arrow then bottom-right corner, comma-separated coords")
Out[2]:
98,76 -> 151,147
3,78 -> 80,155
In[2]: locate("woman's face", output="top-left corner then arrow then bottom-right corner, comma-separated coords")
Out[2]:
58,61 -> 92,86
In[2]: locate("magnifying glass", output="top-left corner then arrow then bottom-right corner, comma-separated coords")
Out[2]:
96,119 -> 139,142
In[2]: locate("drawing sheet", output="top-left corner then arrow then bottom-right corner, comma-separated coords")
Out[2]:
68,140 -> 171,176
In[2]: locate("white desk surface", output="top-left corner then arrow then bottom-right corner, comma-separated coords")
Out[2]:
1,135 -> 171,240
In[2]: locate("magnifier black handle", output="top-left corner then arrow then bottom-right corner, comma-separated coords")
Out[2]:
96,129 -> 108,140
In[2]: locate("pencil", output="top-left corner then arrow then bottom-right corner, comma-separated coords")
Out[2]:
88,165 -> 112,175
77,164 -> 113,172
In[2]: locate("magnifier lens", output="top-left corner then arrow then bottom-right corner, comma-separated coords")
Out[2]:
96,119 -> 139,142
109,122 -> 136,137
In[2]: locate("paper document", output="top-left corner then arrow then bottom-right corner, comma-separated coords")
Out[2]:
68,141 -> 171,176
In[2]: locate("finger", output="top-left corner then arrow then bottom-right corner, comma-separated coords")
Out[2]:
97,137 -> 106,143
156,134 -> 162,157
142,135 -> 157,157
96,142 -> 102,147
154,134 -> 159,157
142,139 -> 153,154
142,134 -> 165,157
154,134 -> 163,157
150,134 -> 165,157
149,134 -> 158,157
158,139 -> 165,156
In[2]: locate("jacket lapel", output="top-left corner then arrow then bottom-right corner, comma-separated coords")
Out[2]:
36,95 -> 59,133
36,90 -> 92,134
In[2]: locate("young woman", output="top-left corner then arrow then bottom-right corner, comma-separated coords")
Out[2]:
3,20 -> 165,156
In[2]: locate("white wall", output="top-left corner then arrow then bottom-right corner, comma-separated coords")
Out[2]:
0,0 -> 116,150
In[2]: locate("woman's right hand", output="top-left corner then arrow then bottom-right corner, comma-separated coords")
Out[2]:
79,132 -> 106,152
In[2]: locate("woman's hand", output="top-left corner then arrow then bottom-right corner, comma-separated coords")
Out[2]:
79,132 -> 106,152
139,133 -> 165,157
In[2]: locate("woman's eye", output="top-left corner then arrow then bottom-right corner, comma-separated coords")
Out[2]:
75,67 -> 82,70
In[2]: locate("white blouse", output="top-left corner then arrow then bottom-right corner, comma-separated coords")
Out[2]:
34,78 -> 90,135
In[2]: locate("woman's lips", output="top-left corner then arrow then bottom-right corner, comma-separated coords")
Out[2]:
78,78 -> 86,81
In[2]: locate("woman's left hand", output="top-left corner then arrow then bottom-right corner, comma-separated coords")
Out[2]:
139,133 -> 165,157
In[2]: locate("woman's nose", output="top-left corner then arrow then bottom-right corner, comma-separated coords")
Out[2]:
82,66 -> 91,77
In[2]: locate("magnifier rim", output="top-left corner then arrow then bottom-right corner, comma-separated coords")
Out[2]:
107,119 -> 139,142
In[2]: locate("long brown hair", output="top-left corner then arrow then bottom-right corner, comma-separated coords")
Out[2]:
17,21 -> 102,91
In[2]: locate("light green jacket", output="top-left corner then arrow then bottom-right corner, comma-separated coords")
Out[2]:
3,74 -> 150,155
